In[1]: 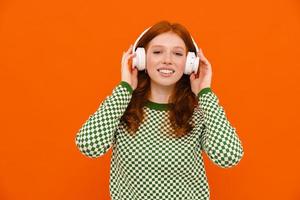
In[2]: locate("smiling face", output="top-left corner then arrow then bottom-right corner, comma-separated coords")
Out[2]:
145,31 -> 187,88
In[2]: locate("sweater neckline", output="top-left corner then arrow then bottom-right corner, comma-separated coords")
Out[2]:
145,100 -> 172,111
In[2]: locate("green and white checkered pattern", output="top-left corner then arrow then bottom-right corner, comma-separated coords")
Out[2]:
75,81 -> 244,200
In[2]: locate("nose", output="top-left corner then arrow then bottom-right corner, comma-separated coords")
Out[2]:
162,52 -> 172,65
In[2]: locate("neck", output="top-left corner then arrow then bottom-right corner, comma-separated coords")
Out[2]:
148,81 -> 175,104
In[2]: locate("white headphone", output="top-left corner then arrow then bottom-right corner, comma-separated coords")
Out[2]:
132,26 -> 200,75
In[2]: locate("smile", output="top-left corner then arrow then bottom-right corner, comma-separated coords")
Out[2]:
157,69 -> 175,74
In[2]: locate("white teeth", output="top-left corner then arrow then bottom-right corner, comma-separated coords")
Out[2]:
158,69 -> 175,74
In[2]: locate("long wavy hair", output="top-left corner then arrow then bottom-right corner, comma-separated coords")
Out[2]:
120,20 -> 199,138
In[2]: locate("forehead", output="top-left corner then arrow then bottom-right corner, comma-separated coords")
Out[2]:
148,32 -> 186,50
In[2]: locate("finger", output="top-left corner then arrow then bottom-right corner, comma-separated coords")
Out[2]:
123,54 -> 136,67
121,52 -> 126,64
197,49 -> 205,59
199,57 -> 208,64
190,72 -> 195,81
198,51 -> 210,64
132,67 -> 138,74
122,52 -> 135,64
126,44 -> 133,53
124,53 -> 136,61
198,49 -> 209,62
201,57 -> 210,65
190,75 -> 194,81
199,48 -> 204,55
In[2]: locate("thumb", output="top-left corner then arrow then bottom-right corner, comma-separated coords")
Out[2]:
132,67 -> 138,76
190,73 -> 195,81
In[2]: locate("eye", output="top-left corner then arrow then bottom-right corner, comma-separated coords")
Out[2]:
175,52 -> 183,56
153,51 -> 161,54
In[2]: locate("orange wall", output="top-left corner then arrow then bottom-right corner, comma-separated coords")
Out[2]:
1,0 -> 299,199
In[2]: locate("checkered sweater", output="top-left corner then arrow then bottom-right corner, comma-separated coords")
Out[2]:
75,81 -> 244,200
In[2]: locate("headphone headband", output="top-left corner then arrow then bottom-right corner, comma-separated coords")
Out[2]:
132,26 -> 199,53
132,27 -> 151,53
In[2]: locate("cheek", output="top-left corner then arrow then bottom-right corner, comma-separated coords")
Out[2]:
146,54 -> 159,68
177,58 -> 187,70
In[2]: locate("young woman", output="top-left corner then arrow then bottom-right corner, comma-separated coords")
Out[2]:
75,20 -> 244,200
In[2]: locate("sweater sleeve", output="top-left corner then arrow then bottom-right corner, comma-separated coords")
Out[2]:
197,87 -> 244,168
75,81 -> 133,158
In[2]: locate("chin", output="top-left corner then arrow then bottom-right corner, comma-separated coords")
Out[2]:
151,77 -> 181,87
148,70 -> 184,87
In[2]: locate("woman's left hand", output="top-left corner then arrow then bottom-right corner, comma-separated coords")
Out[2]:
190,48 -> 213,96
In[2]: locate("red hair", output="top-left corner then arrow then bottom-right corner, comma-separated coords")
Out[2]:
120,20 -> 199,138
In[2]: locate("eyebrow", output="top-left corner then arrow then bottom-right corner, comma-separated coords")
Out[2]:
150,45 -> 185,50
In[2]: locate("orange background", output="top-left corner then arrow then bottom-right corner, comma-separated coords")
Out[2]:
1,0 -> 299,199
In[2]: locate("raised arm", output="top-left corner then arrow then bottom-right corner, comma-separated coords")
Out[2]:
197,88 -> 244,168
75,81 -> 133,158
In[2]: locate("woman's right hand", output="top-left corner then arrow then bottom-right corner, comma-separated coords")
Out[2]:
121,44 -> 138,91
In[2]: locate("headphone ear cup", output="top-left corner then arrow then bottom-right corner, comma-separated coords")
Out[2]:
193,56 -> 200,75
132,47 -> 146,71
184,52 -> 195,75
